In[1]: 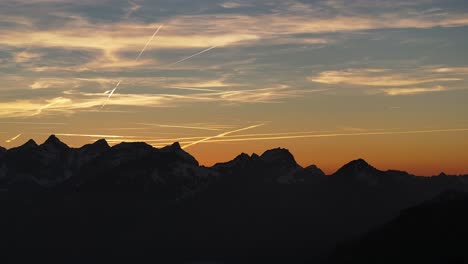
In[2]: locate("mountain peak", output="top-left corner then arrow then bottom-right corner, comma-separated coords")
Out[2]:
93,139 -> 110,148
42,135 -> 69,150
346,158 -> 373,169
161,142 -> 182,151
305,165 -> 326,177
79,139 -> 110,153
9,139 -> 38,152
160,142 -> 198,166
260,148 -> 298,166
437,172 -> 448,177
333,158 -> 380,178
24,139 -> 38,147
352,158 -> 370,166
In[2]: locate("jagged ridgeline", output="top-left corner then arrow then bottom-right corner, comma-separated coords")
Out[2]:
1,135 -> 468,263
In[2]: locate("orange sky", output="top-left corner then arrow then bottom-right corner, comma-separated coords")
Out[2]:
1,0 -> 467,176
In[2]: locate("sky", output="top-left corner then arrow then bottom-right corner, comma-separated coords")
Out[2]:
0,0 -> 467,175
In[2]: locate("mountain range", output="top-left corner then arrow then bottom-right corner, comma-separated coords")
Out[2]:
1,135 -> 468,263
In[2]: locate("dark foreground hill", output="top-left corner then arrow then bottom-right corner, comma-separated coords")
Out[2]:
1,135 -> 467,263
328,190 -> 468,264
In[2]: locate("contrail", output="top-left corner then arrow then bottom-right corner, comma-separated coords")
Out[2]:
0,122 -> 66,125
167,46 -> 217,67
168,86 -> 219,92
182,127 -> 468,144
135,25 -> 163,62
51,133 -> 133,139
6,133 -> 22,143
138,123 -> 223,131
101,80 -> 121,108
159,124 -> 222,131
102,25 -> 163,108
182,123 -> 264,149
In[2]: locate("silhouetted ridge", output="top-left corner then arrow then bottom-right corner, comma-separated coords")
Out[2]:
333,158 -> 379,176
0,146 -> 5,153
9,139 -> 38,152
213,153 -> 254,169
2,135 -> 468,263
112,141 -> 153,151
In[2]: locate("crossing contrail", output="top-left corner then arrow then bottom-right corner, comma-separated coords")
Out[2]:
182,123 -> 264,149
183,127 -> 468,144
102,25 -> 163,108
6,133 -> 22,143
101,80 -> 121,108
167,46 -> 217,67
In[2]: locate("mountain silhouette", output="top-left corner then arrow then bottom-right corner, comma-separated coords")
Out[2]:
1,136 -> 467,263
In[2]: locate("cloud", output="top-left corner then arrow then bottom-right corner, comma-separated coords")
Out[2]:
220,2 -> 251,9
431,67 -> 468,74
0,22 -> 259,51
173,79 -> 237,88
0,84 -> 313,118
2,3 -> 468,56
124,1 -> 142,19
308,69 -> 462,87
383,86 -> 448,96
29,78 -> 81,89
14,51 -> 44,63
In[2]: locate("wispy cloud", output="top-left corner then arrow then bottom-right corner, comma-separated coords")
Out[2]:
29,78 -> 81,89
173,79 -> 236,88
0,121 -> 66,125
0,84 -> 311,118
431,67 -> 468,74
383,86 -> 448,96
3,3 -> 468,74
219,2 -> 251,9
14,51 -> 43,63
124,1 -> 141,19
309,69 -> 461,87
